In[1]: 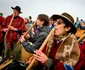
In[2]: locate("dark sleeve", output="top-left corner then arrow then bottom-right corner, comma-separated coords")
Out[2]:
21,32 -> 48,53
45,58 -> 55,70
16,30 -> 26,35
45,58 -> 66,70
28,37 -> 36,43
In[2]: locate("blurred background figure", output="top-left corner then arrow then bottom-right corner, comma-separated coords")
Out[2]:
29,16 -> 34,24
49,16 -> 54,29
74,17 -> 81,28
0,13 -> 3,16
75,18 -> 85,39
24,17 -> 33,37
0,13 -> 5,56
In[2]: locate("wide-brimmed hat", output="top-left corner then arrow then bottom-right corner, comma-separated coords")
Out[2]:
11,6 -> 22,13
52,12 -> 76,34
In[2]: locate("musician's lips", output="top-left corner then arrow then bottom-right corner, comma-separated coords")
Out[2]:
54,28 -> 58,31
54,29 -> 58,33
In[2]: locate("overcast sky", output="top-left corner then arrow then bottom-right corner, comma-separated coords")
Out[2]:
0,0 -> 85,21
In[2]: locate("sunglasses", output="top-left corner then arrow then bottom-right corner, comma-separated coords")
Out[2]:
54,19 -> 64,24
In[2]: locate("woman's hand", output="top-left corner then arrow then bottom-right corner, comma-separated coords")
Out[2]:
22,32 -> 30,39
34,50 -> 48,64
19,35 -> 25,42
26,56 -> 38,65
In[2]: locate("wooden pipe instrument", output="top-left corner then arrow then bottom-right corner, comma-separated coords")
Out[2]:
26,28 -> 54,70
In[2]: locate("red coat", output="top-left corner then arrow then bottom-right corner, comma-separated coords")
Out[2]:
4,14 -> 26,49
80,42 -> 85,69
4,14 -> 26,42
81,42 -> 85,56
0,16 -> 5,42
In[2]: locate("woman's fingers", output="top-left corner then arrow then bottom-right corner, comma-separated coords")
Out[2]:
34,50 -> 48,64
34,50 -> 43,56
19,35 -> 25,42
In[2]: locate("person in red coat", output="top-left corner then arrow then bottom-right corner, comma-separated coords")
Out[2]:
0,16 -> 5,56
80,38 -> 85,69
3,6 -> 26,60
27,12 -> 84,70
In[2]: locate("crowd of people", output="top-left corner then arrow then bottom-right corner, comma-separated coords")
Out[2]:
0,5 -> 85,70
